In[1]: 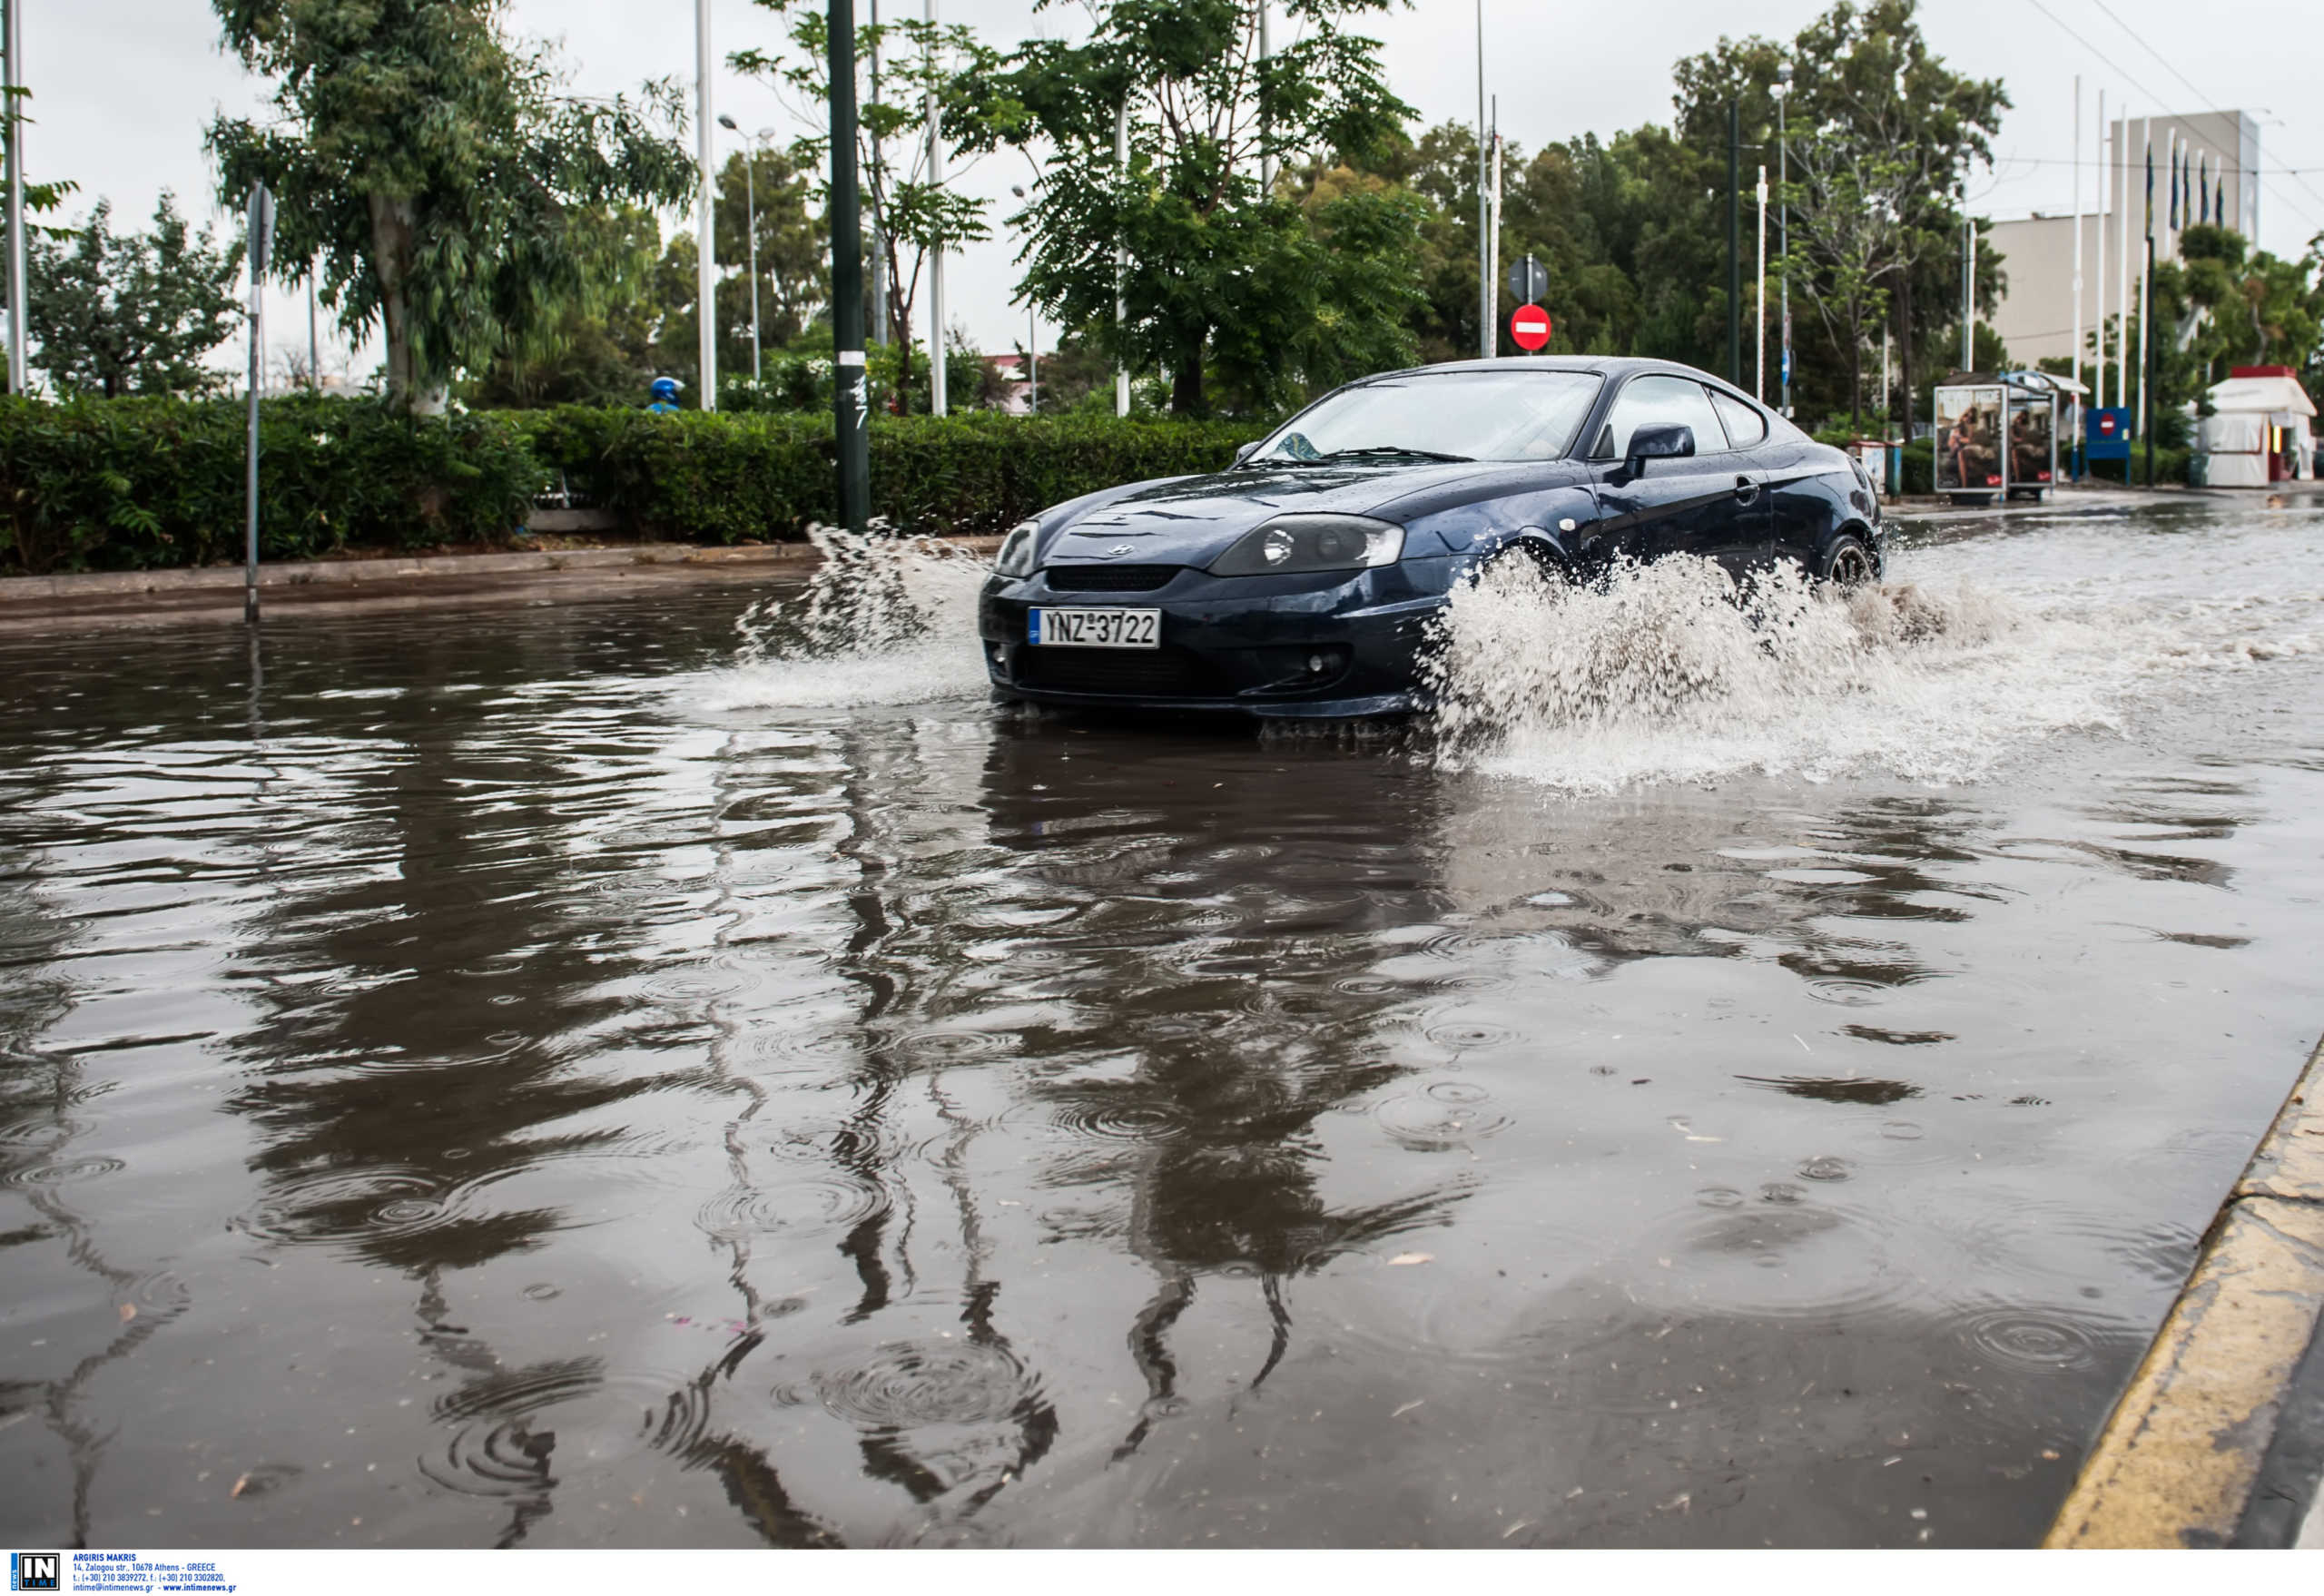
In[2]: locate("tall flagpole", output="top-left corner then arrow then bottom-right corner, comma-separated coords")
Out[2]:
1256,3 -> 1271,198
2071,74 -> 2082,468
695,0 -> 716,409
2118,106 -> 2132,413
2135,116 -> 2148,456
2094,91 -> 2107,412
1486,101 -> 1501,359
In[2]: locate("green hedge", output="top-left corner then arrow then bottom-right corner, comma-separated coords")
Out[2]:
0,395 -> 543,575
1,397 -> 1267,575
516,409 -> 1265,543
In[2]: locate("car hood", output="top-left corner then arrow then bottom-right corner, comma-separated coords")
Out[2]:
1040,459 -> 1579,568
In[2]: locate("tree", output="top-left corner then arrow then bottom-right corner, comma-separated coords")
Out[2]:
27,196 -> 245,399
980,0 -> 1419,415
734,1 -> 1001,411
207,0 -> 694,412
462,204 -> 665,409
1672,1 -> 2006,429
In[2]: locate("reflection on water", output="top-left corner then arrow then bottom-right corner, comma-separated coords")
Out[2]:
3,504 -> 2324,1547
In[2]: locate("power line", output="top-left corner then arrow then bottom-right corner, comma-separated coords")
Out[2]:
2067,0 -> 2324,233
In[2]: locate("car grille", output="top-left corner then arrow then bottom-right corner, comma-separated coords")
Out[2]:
1015,646 -> 1216,697
1041,565 -> 1179,593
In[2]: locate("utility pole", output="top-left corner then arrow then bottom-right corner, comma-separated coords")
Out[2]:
1775,63 -> 1790,418
2119,108 -> 2132,413
307,272 -> 320,391
3,0 -> 25,397
925,0 -> 947,416
1257,2 -> 1271,198
719,116 -> 765,388
244,186 -> 273,627
869,0 -> 886,350
1727,101 -> 1740,388
1755,164 -> 1768,402
1960,218 -> 1974,371
694,0 -> 716,409
1486,99 -> 1501,359
1474,0 -> 1488,361
1115,98 -> 1129,417
829,0 -> 871,531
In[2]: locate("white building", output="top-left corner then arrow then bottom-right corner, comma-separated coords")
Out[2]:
1986,111 -> 2259,379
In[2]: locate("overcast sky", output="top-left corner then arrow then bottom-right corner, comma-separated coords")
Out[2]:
25,0 -> 2320,386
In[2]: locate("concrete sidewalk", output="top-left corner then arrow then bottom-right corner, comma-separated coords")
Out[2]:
0,536 -> 1000,636
2046,1033 -> 2324,1548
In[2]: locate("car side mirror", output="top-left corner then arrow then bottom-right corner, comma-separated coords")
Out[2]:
1232,441 -> 1259,466
1626,423 -> 1695,475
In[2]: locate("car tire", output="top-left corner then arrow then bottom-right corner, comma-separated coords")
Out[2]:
1817,534 -> 1877,589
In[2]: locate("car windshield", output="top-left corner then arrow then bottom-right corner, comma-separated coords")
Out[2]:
1248,369 -> 1604,466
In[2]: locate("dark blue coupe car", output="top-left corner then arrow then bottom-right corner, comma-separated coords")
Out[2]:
980,357 -> 1886,719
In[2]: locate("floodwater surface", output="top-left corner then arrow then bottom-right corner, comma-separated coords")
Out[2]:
3,498 -> 2322,1548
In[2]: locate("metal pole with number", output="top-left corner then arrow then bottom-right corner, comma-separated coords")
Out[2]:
1775,64 -> 1789,418
925,0 -> 946,416
245,186 -> 273,626
829,0 -> 871,530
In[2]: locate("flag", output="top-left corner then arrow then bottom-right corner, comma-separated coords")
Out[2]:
2200,153 -> 2211,226
2170,147 -> 2181,230
2144,140 -> 2154,237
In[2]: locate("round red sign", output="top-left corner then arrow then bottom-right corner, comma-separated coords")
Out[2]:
1510,304 -> 1552,351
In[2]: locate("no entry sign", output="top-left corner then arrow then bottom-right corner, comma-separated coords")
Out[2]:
1510,303 -> 1552,351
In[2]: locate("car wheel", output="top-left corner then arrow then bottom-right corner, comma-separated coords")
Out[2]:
1818,535 -> 1877,589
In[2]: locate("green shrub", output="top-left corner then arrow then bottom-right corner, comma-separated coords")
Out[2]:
1899,438 -> 1933,496
2084,448 -> 2191,487
1,395 -> 1267,574
0,395 -> 545,575
517,408 -> 1265,543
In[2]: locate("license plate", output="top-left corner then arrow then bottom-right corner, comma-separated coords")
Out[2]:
1028,608 -> 1160,648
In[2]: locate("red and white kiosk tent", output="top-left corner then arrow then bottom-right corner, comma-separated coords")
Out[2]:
2197,365 -> 2315,487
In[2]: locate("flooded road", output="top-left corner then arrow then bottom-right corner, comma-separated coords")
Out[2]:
3,498 -> 2322,1548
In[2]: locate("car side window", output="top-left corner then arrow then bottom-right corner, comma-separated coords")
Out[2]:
1595,375 -> 1729,459
1709,389 -> 1768,448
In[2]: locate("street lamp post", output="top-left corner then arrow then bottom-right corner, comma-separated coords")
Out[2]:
1774,63 -> 1790,419
719,114 -> 765,389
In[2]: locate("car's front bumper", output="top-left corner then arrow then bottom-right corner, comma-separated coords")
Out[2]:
978,558 -> 1462,718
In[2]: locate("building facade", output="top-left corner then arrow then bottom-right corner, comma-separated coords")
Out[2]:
1986,111 -> 2259,382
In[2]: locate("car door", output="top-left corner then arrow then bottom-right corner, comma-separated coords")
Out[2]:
1589,374 -> 1762,578
1706,388 -> 1777,570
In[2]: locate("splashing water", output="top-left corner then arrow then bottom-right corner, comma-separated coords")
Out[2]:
704,527 -> 992,711
1420,551 -> 2313,793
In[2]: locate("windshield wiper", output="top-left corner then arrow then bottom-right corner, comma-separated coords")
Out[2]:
1317,446 -> 1474,464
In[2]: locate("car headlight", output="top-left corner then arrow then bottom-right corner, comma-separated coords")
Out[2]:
1207,514 -> 1404,576
994,518 -> 1040,577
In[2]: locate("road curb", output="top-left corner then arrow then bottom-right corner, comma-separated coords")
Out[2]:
2044,1032 -> 2324,1548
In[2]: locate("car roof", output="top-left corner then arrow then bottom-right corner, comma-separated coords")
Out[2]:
1352,356 -> 1763,404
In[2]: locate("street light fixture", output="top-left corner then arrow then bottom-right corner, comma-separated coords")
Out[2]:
718,113 -> 765,389
1010,181 -> 1038,414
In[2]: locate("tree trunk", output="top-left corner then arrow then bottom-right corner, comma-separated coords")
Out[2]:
1169,349 -> 1205,416
368,192 -> 444,414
